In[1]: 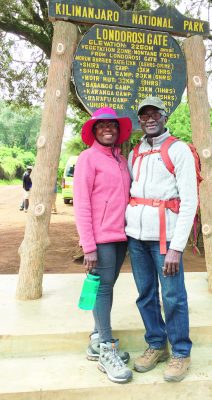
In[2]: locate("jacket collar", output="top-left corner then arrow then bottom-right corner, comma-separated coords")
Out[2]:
143,129 -> 170,147
92,140 -> 121,156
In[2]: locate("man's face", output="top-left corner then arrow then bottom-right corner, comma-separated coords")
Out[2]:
138,106 -> 167,138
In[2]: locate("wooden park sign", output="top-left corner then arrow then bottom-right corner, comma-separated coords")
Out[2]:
48,0 -> 210,127
48,0 -> 210,37
73,25 -> 186,129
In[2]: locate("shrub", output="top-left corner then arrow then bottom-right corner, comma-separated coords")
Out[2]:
0,146 -> 35,180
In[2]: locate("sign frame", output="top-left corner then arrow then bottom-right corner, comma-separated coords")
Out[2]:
48,1 -> 210,38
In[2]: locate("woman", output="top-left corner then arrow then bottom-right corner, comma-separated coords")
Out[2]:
73,107 -> 132,384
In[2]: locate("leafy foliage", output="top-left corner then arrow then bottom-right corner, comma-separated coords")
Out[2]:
0,101 -> 41,151
63,110 -> 89,156
0,0 -> 53,55
167,102 -> 192,142
168,102 -> 212,142
0,146 -> 35,179
0,0 -> 52,105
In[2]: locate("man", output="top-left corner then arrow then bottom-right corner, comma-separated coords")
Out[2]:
125,96 -> 198,382
20,166 -> 32,212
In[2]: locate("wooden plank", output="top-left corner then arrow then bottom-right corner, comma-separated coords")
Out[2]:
184,35 -> 212,291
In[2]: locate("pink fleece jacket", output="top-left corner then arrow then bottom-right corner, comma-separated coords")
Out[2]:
73,140 -> 131,253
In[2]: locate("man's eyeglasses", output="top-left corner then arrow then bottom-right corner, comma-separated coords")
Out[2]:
139,111 -> 166,123
94,120 -> 119,130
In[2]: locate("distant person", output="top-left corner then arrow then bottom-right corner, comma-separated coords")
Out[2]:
126,96 -> 198,382
20,166 -> 32,212
74,107 -> 133,384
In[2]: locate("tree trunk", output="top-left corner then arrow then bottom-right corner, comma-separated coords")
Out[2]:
184,36 -> 212,292
16,21 -> 78,300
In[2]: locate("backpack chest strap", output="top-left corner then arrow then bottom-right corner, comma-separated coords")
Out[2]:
129,197 -> 180,254
135,149 -> 161,181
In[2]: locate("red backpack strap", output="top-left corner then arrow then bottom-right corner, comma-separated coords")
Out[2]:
160,136 -> 179,175
132,143 -> 141,167
187,144 -> 203,185
132,142 -> 161,182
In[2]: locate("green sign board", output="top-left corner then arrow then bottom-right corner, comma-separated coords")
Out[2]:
48,1 -> 210,37
73,25 -> 186,130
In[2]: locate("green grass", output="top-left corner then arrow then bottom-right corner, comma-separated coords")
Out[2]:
0,178 -> 22,186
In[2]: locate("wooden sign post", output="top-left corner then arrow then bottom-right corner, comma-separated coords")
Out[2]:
16,21 -> 78,300
184,36 -> 212,292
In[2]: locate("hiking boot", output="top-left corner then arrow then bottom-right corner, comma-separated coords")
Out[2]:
164,356 -> 190,382
98,342 -> 132,384
134,344 -> 170,372
86,333 -> 130,363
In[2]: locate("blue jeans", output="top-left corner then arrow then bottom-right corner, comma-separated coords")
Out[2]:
93,242 -> 127,343
128,237 -> 192,357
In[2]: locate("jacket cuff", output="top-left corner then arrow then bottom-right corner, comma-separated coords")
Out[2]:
82,244 -> 97,254
169,244 -> 184,253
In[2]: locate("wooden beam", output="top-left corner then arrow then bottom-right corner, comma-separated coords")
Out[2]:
16,21 -> 78,300
184,35 -> 212,292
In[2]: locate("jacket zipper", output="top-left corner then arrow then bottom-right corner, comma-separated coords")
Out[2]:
101,200 -> 108,226
139,145 -> 153,239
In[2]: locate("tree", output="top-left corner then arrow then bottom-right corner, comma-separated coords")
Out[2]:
16,21 -> 78,300
0,145 -> 35,179
0,101 -> 41,150
0,0 -> 52,105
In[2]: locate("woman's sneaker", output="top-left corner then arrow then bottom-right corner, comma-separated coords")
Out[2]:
86,333 -> 130,363
98,342 -> 132,384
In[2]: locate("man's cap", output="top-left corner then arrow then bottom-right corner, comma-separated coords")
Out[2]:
137,96 -> 167,115
26,165 -> 33,170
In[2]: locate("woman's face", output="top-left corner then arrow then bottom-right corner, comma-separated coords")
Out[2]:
93,120 -> 119,146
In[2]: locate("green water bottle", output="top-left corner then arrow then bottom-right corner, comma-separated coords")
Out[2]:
78,272 -> 100,310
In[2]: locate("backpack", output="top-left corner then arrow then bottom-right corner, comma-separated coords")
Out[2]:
132,136 -> 203,254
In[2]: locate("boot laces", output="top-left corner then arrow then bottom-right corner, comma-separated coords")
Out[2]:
169,356 -> 184,369
143,347 -> 156,360
104,348 -> 125,370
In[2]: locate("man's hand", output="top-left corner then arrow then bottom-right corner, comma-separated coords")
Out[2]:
163,249 -> 182,277
83,251 -> 97,273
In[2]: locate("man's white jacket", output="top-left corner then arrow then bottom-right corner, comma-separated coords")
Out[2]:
125,130 -> 198,252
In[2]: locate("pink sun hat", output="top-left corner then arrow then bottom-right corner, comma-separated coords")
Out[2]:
81,107 -> 132,146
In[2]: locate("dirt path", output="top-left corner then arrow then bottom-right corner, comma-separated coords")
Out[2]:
0,185 -> 206,274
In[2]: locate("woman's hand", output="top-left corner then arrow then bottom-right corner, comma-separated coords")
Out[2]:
83,251 -> 98,273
